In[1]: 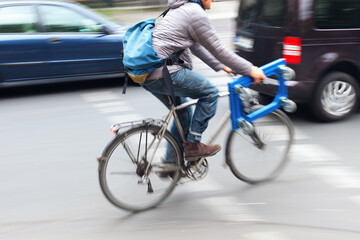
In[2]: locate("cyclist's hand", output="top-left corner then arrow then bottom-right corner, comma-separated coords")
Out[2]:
249,66 -> 266,84
223,66 -> 233,74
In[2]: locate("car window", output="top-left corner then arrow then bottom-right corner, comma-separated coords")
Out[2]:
314,0 -> 360,29
237,0 -> 286,27
0,5 -> 37,33
38,5 -> 103,33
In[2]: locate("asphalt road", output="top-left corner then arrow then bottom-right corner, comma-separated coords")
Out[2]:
1,2 -> 360,239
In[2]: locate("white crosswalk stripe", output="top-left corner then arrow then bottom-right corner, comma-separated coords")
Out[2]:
350,196 -> 360,207
81,91 -> 120,102
202,196 -> 265,222
96,106 -> 133,114
309,166 -> 360,190
81,91 -> 141,124
290,144 -> 341,163
107,114 -> 144,124
182,178 -> 266,223
93,101 -> 128,108
291,144 -> 360,189
243,232 -> 290,240
93,101 -> 133,114
291,143 -> 360,212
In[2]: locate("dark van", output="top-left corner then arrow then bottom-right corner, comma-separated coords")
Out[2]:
233,0 -> 360,121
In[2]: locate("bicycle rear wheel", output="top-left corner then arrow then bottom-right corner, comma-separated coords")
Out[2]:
98,125 -> 183,212
226,110 -> 293,184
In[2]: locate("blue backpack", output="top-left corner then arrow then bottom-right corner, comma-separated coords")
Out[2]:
122,9 -> 184,99
122,17 -> 163,84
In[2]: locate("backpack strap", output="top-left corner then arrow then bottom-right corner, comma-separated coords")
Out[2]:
163,49 -> 185,65
122,67 -> 129,94
161,49 -> 185,107
157,8 -> 170,19
156,9 -> 184,104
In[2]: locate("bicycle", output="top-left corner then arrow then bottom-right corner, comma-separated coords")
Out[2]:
97,58 -> 297,212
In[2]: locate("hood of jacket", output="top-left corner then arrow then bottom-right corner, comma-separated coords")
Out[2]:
168,0 -> 203,9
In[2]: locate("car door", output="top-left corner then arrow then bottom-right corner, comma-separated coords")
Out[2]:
37,4 -> 123,78
0,4 -> 51,83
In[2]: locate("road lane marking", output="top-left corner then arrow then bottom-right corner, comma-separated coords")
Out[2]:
183,177 -> 265,222
81,91 -> 120,102
290,144 -> 340,163
93,102 -> 127,107
81,91 -> 143,124
349,196 -> 360,207
202,196 -> 264,222
292,144 -> 360,190
96,106 -> 133,113
309,166 -> 360,189
184,177 -> 223,192
244,232 -> 290,240
93,100 -> 133,114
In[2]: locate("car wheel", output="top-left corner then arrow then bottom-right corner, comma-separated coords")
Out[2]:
312,71 -> 359,121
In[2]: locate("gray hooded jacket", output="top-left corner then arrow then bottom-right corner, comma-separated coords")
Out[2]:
147,0 -> 253,80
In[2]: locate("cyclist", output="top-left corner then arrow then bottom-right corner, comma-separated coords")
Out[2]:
141,0 -> 266,162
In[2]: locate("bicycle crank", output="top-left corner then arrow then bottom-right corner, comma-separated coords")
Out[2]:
185,159 -> 209,180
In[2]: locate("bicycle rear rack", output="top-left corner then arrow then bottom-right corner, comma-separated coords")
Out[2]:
228,58 -> 296,131
110,118 -> 164,134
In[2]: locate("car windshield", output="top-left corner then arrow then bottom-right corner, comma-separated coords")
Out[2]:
237,0 -> 286,27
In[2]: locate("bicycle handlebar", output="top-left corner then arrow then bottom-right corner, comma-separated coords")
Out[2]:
228,58 -> 296,131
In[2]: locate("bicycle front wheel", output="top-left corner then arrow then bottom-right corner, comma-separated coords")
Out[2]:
98,125 -> 183,212
226,110 -> 293,184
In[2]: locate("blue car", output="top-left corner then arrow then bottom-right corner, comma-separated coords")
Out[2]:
0,0 -> 126,87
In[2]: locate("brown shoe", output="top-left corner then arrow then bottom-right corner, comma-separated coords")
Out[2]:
183,142 -> 221,161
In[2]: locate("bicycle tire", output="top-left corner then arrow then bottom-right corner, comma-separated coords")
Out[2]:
225,109 -> 293,184
98,125 -> 182,212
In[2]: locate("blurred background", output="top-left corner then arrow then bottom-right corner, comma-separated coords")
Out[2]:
76,0 -> 230,8
75,0 -> 169,7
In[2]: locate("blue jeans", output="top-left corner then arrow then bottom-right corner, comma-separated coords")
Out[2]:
141,68 -> 219,148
